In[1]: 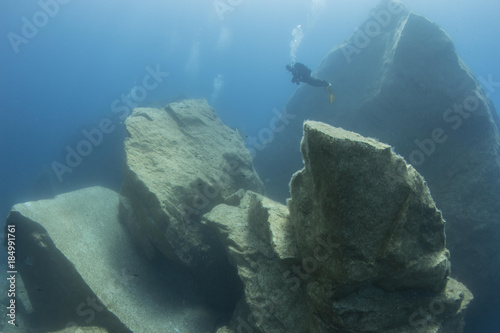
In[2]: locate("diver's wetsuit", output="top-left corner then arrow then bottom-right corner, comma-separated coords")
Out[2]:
286,62 -> 330,87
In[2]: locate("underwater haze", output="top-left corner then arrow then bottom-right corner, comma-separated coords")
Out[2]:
1,0 -> 499,332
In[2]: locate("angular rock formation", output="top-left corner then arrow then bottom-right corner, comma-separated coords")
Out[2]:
255,0 -> 499,327
4,186 -> 221,333
205,121 -> 472,333
203,191 -> 309,333
289,121 -> 471,332
119,98 -> 264,308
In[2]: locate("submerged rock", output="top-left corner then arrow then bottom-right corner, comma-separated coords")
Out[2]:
203,192 -> 308,333
206,121 -> 472,333
119,98 -> 264,308
2,100 -> 473,332
3,186 -> 220,333
288,121 -> 471,332
256,0 -> 499,326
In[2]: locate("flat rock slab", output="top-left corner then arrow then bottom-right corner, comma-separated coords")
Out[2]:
5,186 -> 219,333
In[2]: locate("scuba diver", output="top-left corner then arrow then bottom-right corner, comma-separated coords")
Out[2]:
286,62 -> 335,103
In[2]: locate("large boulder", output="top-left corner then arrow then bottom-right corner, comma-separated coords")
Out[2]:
288,121 -> 471,332
3,186 -> 220,333
205,121 -> 472,333
256,0 -> 499,328
119,98 -> 264,308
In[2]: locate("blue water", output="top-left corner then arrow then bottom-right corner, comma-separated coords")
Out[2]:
0,0 -> 499,332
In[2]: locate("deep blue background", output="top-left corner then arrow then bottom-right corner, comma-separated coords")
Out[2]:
0,0 -> 499,331
1,0 -> 499,218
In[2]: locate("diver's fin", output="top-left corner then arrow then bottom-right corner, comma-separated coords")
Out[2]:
324,84 -> 335,103
329,92 -> 335,103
